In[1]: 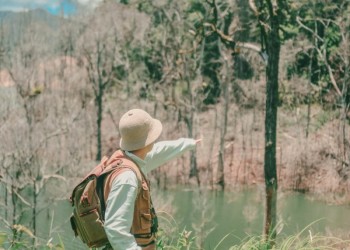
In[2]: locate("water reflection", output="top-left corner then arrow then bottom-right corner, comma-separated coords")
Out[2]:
168,188 -> 350,249
27,188 -> 350,249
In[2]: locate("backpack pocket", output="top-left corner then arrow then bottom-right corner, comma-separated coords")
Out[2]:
74,208 -> 108,247
70,215 -> 78,237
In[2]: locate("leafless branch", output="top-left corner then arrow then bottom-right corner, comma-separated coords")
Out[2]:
296,16 -> 324,42
249,0 -> 259,16
237,42 -> 261,53
296,16 -> 342,96
13,189 -> 32,207
29,127 -> 69,161
106,107 -> 119,131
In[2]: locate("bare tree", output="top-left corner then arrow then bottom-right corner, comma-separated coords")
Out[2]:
139,2 -> 204,185
296,5 -> 350,171
76,2 -> 150,161
199,0 -> 237,190
217,54 -> 231,190
0,13 -> 83,247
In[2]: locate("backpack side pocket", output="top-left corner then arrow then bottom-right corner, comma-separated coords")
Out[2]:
77,208 -> 108,247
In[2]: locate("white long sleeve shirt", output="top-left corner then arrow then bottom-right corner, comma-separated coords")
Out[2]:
104,138 -> 197,250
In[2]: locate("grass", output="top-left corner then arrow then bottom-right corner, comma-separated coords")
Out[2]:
156,232 -> 349,250
155,216 -> 349,250
1,220 -> 348,250
226,220 -> 349,250
227,233 -> 349,250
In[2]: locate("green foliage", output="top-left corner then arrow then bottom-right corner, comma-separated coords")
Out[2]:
186,0 -> 207,15
185,0 -> 207,32
286,0 -> 349,104
0,232 -> 6,246
233,55 -> 254,80
234,0 -> 256,42
228,236 -> 270,250
187,12 -> 204,30
156,211 -> 196,250
228,233 -> 349,250
279,24 -> 299,41
156,216 -> 349,250
0,226 -> 65,250
1,233 -> 32,250
185,0 -> 223,105
137,1 -> 154,14
144,48 -> 163,82
323,25 -> 341,51
112,65 -> 127,81
1,218 -> 349,250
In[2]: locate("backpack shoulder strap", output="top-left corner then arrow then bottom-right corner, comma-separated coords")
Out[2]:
98,152 -> 145,220
102,158 -> 143,201
119,158 -> 143,185
70,156 -> 110,205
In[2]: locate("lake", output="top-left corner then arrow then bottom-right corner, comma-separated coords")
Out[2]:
7,188 -> 350,249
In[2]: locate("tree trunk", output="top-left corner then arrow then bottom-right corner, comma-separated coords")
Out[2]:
96,89 -> 103,161
32,179 -> 37,246
217,65 -> 230,190
182,54 -> 200,185
264,184 -> 277,240
4,182 -> 8,221
11,182 -> 17,242
184,110 -> 200,186
341,57 -> 349,165
207,108 -> 218,189
263,0 -> 280,242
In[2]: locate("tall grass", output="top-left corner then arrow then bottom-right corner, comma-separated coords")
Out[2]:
229,233 -> 349,250
156,216 -> 350,250
226,221 -> 350,250
1,219 -> 348,250
0,225 -> 65,250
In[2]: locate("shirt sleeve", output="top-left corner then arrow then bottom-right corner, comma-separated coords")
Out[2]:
104,170 -> 141,250
144,138 -> 197,173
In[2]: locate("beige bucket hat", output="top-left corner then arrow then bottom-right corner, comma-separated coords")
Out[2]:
119,109 -> 163,151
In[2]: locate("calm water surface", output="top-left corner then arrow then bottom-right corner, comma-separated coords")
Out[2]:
169,189 -> 350,249
34,188 -> 350,249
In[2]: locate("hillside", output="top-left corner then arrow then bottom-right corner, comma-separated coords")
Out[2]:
0,0 -> 348,217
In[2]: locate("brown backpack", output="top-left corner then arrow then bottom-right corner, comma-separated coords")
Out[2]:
69,155 -> 142,248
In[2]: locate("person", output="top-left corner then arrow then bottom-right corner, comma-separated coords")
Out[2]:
103,108 -> 200,250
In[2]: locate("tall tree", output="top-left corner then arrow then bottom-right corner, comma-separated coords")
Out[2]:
202,0 -> 236,190
3,13 -> 71,246
250,0 -> 285,243
140,1 -> 204,184
295,0 -> 350,169
77,2 -> 150,160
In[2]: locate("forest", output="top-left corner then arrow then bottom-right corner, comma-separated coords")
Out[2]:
0,0 -> 349,249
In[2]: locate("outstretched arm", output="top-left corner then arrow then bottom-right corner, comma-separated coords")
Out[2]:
144,138 -> 201,173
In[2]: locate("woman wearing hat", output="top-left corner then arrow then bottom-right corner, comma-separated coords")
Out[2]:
103,109 -> 201,250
